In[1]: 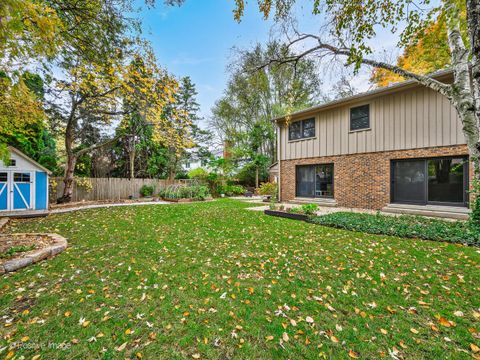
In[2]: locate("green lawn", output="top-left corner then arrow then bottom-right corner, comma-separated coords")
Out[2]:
0,199 -> 479,359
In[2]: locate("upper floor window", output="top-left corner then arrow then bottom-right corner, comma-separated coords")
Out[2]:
289,118 -> 315,141
9,159 -> 16,167
350,104 -> 370,131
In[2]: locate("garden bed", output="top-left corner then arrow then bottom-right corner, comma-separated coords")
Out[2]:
0,232 -> 67,274
309,211 -> 480,246
161,197 -> 193,203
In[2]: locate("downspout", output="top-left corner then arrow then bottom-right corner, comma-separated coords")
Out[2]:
277,121 -> 281,202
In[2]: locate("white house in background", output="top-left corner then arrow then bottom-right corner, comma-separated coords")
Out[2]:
0,146 -> 51,216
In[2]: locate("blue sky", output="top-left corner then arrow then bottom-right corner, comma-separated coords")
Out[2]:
137,1 -> 404,125
139,1 -> 276,120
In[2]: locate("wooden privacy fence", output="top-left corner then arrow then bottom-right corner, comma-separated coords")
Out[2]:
51,177 -> 193,202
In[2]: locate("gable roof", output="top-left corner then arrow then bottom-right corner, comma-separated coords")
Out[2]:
7,146 -> 52,174
273,69 -> 454,123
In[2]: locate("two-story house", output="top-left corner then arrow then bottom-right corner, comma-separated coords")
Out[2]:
273,70 -> 471,218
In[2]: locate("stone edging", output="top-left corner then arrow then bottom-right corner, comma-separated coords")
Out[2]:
0,233 -> 68,275
0,218 -> 9,232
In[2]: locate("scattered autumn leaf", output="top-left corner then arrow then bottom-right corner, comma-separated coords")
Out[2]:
348,350 -> 359,358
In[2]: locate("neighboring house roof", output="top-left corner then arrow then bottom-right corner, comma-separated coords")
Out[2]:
7,146 -> 52,174
272,69 -> 454,123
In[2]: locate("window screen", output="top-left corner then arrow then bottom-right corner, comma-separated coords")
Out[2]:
0,172 -> 7,182
350,105 -> 370,131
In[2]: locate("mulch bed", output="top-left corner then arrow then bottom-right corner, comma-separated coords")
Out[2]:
0,234 -> 55,265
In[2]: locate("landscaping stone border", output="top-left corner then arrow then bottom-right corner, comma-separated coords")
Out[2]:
0,233 -> 68,275
0,218 -> 9,232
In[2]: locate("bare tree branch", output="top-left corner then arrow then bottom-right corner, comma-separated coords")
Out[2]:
258,33 -> 454,99
75,135 -> 122,157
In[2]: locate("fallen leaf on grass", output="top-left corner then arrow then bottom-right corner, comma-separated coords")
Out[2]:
348,350 -> 359,358
116,342 -> 127,352
438,316 -> 455,328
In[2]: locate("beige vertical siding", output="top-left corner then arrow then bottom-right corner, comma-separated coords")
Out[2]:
280,87 -> 465,160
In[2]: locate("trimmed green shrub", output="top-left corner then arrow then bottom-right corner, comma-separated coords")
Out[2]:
301,203 -> 318,215
309,212 -> 480,246
139,184 -> 155,197
284,203 -> 318,216
257,182 -> 277,196
217,184 -> 245,196
160,185 -> 211,201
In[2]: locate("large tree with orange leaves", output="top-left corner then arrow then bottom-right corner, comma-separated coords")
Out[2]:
371,6 -> 467,87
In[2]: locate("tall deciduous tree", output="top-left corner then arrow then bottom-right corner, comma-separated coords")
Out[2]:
1,0 -> 185,201
371,9 -> 464,86
227,0 -> 480,189
177,76 -> 213,170
210,40 -> 322,186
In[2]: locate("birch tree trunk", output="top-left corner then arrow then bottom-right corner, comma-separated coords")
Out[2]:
467,0 -> 480,127
446,0 -> 480,178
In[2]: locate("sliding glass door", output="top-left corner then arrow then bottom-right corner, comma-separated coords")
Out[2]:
391,156 -> 468,206
296,164 -> 334,198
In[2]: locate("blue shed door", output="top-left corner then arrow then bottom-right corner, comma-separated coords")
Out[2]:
0,172 -> 7,210
12,172 -> 32,210
35,171 -> 48,210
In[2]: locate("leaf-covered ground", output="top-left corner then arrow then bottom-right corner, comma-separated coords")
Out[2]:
0,199 -> 479,359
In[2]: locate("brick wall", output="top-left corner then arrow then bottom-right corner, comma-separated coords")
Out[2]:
280,145 -> 471,209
